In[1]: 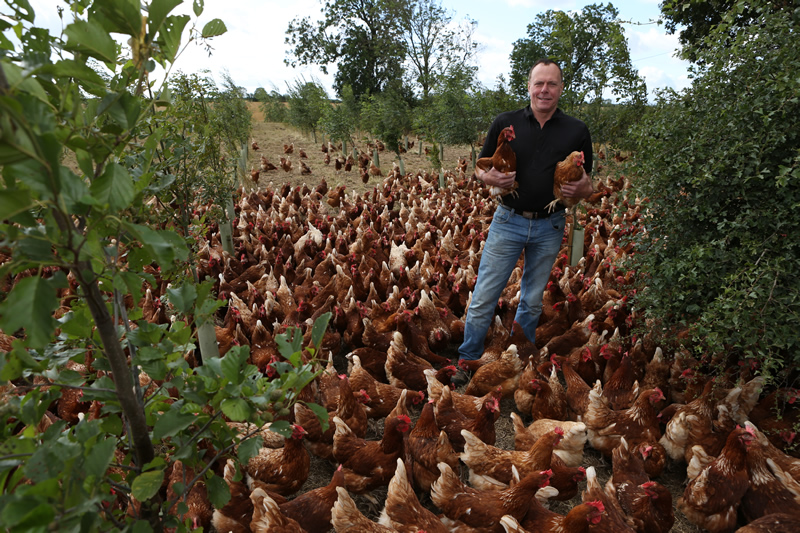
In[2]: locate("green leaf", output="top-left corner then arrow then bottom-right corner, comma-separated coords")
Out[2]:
269,420 -> 292,438
237,436 -> 262,465
309,312 -> 331,351
63,19 -> 117,63
74,148 -> 94,178
220,398 -> 251,421
3,158 -> 53,201
220,345 -> 249,384
135,347 -> 168,380
0,189 -> 33,220
131,470 -> 164,502
207,473 -> 229,509
303,402 -> 329,432
95,0 -> 142,37
0,500 -> 54,529
152,408 -> 198,441
106,91 -> 142,130
25,445 -> 64,483
1,62 -> 49,103
90,163 -> 135,211
0,275 -> 60,348
166,283 -> 197,315
0,345 -> 23,381
49,59 -> 106,95
11,342 -> 44,372
154,85 -> 172,106
60,167 -> 95,213
147,0 -> 183,40
121,222 -> 189,266
201,18 -> 226,38
156,14 -> 190,64
57,369 -> 86,387
275,327 -> 303,360
58,305 -> 94,339
17,229 -> 54,262
193,0 -> 204,17
5,0 -> 33,22
100,414 -> 124,436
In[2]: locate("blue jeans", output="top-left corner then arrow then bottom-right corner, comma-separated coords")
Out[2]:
458,205 -> 566,361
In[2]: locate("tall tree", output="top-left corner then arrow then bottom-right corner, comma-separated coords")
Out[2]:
659,0 -> 792,63
400,0 -> 479,99
285,0 -> 407,100
508,3 -> 646,112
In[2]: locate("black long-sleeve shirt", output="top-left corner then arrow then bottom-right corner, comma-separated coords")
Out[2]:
478,106 -> 593,212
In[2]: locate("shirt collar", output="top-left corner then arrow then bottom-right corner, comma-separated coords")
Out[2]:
524,105 -> 564,124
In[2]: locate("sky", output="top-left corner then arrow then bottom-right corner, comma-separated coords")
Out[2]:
32,0 -> 692,101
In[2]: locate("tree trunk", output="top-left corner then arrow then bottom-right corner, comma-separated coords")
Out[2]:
78,264 -> 162,529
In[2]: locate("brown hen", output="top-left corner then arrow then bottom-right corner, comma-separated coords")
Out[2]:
476,125 -> 518,201
546,150 -> 585,213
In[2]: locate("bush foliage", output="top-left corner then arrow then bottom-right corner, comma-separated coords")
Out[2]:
625,2 -> 800,379
0,1 -> 325,531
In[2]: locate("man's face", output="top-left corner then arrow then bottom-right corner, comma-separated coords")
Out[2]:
528,63 -> 563,116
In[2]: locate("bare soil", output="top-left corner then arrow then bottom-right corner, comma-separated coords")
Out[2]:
247,103 -> 475,196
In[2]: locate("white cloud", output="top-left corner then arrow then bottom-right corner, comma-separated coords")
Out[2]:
471,30 -> 514,88
504,0 -> 574,9
626,26 -> 692,97
169,0 -> 336,96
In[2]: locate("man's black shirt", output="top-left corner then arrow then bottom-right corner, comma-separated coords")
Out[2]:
478,106 -> 593,213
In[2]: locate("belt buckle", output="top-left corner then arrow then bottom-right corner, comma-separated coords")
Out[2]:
521,210 -> 535,219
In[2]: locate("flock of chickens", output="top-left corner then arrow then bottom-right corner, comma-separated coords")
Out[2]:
7,136 -> 800,532
177,138 -> 800,533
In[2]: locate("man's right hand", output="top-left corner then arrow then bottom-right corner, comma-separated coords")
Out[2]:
478,167 -> 517,188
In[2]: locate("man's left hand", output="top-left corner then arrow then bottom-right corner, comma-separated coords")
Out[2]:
561,170 -> 593,199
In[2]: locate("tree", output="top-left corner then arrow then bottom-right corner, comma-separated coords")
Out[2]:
253,87 -> 268,101
160,70 -> 238,237
285,0 -> 407,100
360,80 -> 412,161
508,3 -> 646,112
259,86 -> 289,123
472,75 -> 526,129
658,0 -> 792,63
399,0 -> 479,100
0,1 -> 324,530
626,0 -> 800,380
320,84 -> 359,156
286,79 -> 329,142
413,64 -> 485,169
211,71 -> 253,158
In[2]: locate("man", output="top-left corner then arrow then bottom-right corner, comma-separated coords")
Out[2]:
452,58 -> 594,386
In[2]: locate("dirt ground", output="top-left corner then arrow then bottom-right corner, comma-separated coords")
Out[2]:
247,103 -> 477,197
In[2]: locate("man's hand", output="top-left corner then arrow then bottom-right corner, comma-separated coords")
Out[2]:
561,170 -> 593,199
477,166 -> 517,189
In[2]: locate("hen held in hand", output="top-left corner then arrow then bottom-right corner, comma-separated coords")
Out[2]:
476,125 -> 518,201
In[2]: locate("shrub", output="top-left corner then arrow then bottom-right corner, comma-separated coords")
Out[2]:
625,2 -> 800,379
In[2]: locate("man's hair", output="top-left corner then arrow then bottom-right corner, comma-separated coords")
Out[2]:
529,59 -> 563,83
